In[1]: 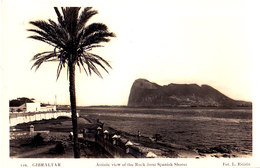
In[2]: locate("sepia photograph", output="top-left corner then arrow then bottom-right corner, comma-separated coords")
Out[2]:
1,0 -> 260,167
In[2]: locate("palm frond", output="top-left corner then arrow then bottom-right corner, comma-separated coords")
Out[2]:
77,7 -> 98,32
79,52 -> 112,78
90,58 -> 109,74
77,23 -> 108,48
28,21 -> 66,48
82,23 -> 109,39
28,35 -> 56,47
88,60 -> 102,78
48,19 -> 68,44
81,31 -> 115,47
54,7 -> 64,27
31,51 -> 54,61
29,21 -> 56,37
87,52 -> 112,69
27,29 -> 60,47
31,52 -> 59,71
82,56 -> 93,76
56,51 -> 68,80
61,7 -> 81,35
78,56 -> 90,76
84,44 -> 104,51
56,59 -> 66,80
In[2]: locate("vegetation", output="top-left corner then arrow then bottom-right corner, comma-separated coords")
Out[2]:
32,133 -> 44,147
28,7 -> 115,158
9,97 -> 35,107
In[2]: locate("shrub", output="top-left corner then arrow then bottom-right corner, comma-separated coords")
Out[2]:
54,141 -> 65,154
32,133 -> 44,146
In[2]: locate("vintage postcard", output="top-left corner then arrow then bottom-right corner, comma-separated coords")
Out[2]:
1,0 -> 260,168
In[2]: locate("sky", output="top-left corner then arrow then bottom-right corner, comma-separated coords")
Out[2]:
1,0 -> 260,106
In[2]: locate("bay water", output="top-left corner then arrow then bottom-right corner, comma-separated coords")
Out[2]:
80,107 -> 252,156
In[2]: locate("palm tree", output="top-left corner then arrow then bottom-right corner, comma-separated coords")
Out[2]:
28,7 -> 115,158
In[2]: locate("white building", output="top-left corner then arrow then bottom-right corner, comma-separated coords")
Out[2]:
26,102 -> 41,112
41,105 -> 56,112
10,97 -> 58,113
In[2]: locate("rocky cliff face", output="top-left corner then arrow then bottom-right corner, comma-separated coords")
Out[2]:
128,79 -> 251,107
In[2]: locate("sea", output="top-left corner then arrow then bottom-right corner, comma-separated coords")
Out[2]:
79,107 -> 252,156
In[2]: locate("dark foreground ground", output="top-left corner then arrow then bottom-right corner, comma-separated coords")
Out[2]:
10,117 -> 112,158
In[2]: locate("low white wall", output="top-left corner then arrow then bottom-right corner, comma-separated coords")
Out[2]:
9,111 -> 71,126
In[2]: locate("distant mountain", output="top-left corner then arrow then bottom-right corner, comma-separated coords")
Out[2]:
127,79 -> 252,108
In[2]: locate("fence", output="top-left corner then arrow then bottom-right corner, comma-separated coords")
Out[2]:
95,134 -> 135,158
9,111 -> 71,126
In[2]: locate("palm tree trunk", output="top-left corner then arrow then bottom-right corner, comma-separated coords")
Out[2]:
69,61 -> 80,158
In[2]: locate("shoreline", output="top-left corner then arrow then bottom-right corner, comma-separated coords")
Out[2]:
9,116 -> 252,158
58,106 -> 253,111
